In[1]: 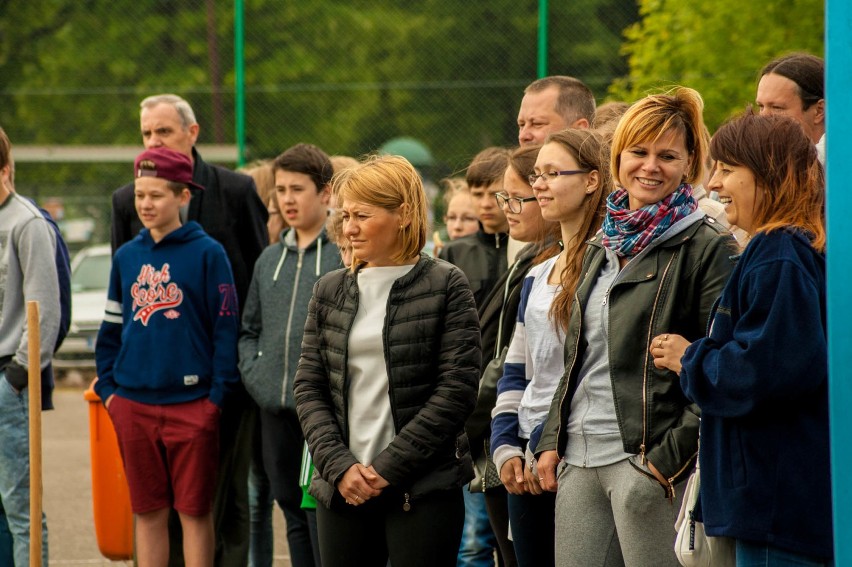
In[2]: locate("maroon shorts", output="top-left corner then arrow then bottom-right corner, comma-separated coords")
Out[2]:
108,395 -> 220,516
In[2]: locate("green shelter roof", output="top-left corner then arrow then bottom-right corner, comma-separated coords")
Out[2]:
378,137 -> 435,167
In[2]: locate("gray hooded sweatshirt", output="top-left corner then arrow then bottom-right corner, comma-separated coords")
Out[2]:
238,227 -> 342,412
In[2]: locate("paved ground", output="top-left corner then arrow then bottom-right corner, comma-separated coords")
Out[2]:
42,385 -> 291,565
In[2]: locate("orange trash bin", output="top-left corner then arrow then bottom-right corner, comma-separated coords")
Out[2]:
84,380 -> 133,560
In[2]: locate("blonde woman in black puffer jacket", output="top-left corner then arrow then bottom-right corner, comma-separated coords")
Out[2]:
294,155 -> 482,567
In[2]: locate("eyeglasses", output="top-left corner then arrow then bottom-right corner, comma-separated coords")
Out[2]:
495,192 -> 537,214
528,170 -> 590,185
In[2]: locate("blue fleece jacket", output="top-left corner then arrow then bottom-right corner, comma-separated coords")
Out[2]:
680,229 -> 831,559
95,221 -> 240,408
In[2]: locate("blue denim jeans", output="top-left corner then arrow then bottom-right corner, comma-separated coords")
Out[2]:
457,488 -> 497,567
0,373 -> 48,566
0,501 -> 14,565
736,540 -> 833,567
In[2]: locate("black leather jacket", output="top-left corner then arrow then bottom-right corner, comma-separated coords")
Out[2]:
294,254 -> 481,508
537,215 -> 737,494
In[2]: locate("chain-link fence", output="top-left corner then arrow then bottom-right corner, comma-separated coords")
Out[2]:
1,0 -> 639,251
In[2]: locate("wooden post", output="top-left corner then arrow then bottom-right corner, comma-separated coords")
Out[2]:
27,301 -> 42,567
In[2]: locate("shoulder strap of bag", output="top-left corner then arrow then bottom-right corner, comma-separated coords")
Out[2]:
494,259 -> 521,358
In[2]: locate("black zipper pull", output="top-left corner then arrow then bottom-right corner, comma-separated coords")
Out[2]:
403,493 -> 411,512
688,510 -> 696,551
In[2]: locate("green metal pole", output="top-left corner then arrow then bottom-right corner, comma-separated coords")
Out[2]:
537,0 -> 548,78
234,0 -> 246,166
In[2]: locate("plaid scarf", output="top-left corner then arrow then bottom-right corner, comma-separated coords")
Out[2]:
601,183 -> 697,257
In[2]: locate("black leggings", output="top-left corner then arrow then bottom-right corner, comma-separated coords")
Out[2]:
485,486 -> 518,567
316,487 -> 464,567
259,409 -> 318,567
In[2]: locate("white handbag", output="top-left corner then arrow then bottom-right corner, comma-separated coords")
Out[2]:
674,457 -> 736,567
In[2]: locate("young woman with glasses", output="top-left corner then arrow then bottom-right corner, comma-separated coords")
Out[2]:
535,87 -> 737,567
467,144 -> 559,567
490,129 -> 610,567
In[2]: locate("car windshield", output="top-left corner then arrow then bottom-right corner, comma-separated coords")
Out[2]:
71,253 -> 111,292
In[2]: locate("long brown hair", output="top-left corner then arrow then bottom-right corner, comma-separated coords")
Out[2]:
544,129 -> 611,331
710,112 -> 825,251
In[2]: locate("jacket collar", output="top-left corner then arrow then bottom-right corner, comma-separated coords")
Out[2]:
587,210 -> 706,251
475,227 -> 509,248
345,253 -> 434,292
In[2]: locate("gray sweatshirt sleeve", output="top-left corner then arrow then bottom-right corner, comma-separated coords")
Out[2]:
11,216 -> 60,369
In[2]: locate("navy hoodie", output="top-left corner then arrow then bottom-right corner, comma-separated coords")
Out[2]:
680,229 -> 831,559
95,221 -> 240,408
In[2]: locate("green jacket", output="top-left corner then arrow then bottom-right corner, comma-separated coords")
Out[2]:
537,215 -> 737,493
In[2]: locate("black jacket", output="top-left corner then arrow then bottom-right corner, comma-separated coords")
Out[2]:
110,147 -> 267,309
438,227 -> 509,307
538,215 -> 737,493
465,242 -> 540,457
294,255 -> 481,508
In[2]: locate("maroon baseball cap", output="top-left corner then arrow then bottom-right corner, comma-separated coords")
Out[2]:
134,147 -> 204,191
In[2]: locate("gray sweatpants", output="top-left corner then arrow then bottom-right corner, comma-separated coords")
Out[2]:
554,458 -> 683,567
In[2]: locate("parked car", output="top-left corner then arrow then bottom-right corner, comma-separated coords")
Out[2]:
54,244 -> 111,371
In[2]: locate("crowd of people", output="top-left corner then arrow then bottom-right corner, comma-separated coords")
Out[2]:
0,49 -> 832,567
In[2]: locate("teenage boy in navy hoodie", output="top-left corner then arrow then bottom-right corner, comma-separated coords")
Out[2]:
238,143 -> 341,567
95,147 -> 239,567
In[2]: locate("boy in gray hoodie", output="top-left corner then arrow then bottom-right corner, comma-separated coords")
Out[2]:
238,143 -> 342,567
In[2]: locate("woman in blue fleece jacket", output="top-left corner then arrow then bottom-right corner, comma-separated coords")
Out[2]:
652,112 -> 831,565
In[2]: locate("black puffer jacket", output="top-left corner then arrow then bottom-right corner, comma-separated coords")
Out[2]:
294,254 -> 481,508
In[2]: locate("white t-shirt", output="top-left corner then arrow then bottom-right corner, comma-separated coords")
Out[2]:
347,264 -> 415,465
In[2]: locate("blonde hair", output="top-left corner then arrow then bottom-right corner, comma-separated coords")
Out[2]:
0,125 -> 11,172
441,176 -> 470,208
239,159 -> 276,205
333,155 -> 427,270
325,209 -> 346,247
330,155 -> 359,175
611,87 -> 708,187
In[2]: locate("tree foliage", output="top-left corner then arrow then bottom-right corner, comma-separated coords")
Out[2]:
1,1 -> 636,185
608,0 -> 824,130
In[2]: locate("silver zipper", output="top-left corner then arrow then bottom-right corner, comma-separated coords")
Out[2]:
640,252 -> 677,464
